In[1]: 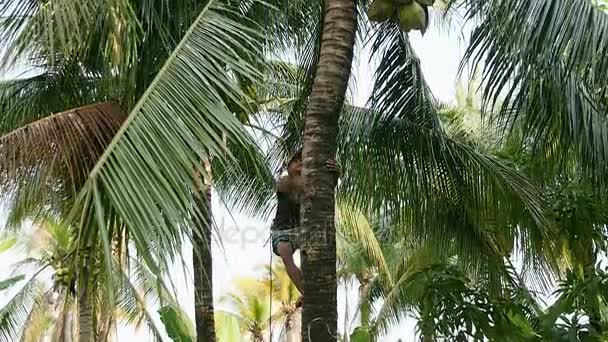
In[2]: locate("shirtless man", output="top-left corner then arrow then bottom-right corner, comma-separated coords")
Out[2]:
270,149 -> 339,305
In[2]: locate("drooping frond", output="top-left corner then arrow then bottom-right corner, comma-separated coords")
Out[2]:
267,0 -> 324,166
0,275 -> 46,342
0,63 -> 107,136
0,0 -> 101,68
67,0 -> 269,286
457,0 -> 608,182
116,267 -> 165,342
339,24 -> 555,284
0,102 -> 125,227
336,200 -> 392,287
20,291 -> 54,342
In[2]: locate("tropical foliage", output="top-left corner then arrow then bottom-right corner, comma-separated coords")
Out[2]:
0,0 -> 608,340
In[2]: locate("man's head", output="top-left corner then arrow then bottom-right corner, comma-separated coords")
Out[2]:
287,149 -> 302,175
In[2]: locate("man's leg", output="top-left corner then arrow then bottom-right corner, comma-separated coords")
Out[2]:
277,241 -> 303,293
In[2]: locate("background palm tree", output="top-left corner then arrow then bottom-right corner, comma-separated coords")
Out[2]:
219,278 -> 271,342
0,2 -> 280,340
0,217 -> 174,342
260,261 -> 302,342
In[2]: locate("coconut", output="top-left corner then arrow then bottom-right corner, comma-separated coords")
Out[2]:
367,0 -> 395,22
416,0 -> 435,6
395,0 -> 414,3
398,2 -> 426,32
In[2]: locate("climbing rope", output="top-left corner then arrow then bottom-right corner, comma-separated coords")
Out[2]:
269,235 -> 273,341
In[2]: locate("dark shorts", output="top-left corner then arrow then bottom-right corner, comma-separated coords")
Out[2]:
271,228 -> 299,256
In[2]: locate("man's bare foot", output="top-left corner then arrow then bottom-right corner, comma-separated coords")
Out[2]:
296,296 -> 303,308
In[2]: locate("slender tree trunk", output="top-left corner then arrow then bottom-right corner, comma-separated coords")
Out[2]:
343,282 -> 350,342
420,300 -> 434,342
299,0 -> 357,340
193,165 -> 216,342
358,278 -> 371,329
78,264 -> 94,342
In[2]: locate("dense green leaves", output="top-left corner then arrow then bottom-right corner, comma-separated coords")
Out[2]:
67,0 -> 270,279
457,0 -> 608,183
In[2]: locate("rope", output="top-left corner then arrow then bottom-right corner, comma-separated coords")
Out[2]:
269,236 -> 273,341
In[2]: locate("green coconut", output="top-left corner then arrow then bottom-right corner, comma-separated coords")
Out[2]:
395,0 -> 414,3
398,2 -> 426,32
367,0 -> 395,22
416,0 -> 435,6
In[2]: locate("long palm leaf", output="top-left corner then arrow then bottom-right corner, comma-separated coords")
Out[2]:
457,0 -> 608,181
340,24 -> 555,283
67,0 -> 268,288
0,275 -> 46,342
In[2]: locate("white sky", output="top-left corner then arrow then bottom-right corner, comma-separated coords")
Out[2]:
0,15 -> 468,342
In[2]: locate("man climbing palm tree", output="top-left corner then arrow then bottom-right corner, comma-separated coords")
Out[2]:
271,150 -> 339,305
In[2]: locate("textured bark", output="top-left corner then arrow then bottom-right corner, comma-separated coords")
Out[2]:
78,265 -> 94,342
193,180 -> 216,342
299,0 -> 357,341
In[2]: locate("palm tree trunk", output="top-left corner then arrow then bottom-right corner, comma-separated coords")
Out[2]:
299,0 -> 357,341
420,300 -> 434,342
343,282 -> 350,342
359,279 -> 371,329
78,264 -> 94,342
193,179 -> 216,342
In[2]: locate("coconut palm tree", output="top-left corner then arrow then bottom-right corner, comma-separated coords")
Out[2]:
0,1 -> 283,340
278,0 -> 608,336
219,278 -> 271,342
295,0 -> 358,338
0,217 -> 174,342
259,261 -> 302,342
3,1 -> 606,341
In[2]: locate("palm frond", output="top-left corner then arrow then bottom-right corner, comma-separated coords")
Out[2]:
0,235 -> 17,254
267,0 -> 324,166
0,102 -> 125,228
0,64 -> 107,136
117,267 -> 166,342
20,291 -> 54,342
339,24 -> 556,284
0,0 -> 100,69
339,102 -> 554,283
0,275 -> 46,342
336,200 -> 392,287
67,0 -> 269,292
458,0 -> 608,180
0,276 -> 26,292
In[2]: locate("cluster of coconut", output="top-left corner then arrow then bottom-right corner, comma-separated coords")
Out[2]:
54,266 -> 71,287
367,0 -> 434,33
